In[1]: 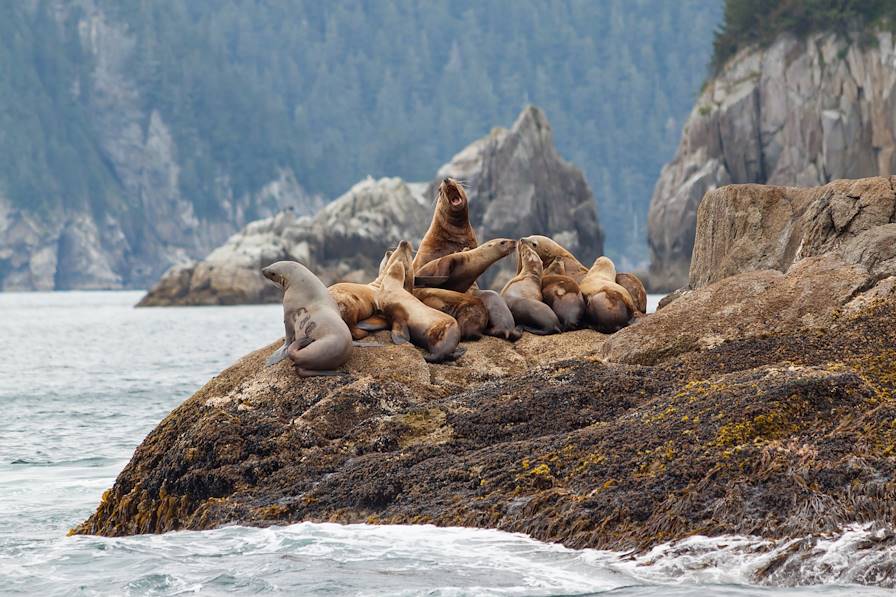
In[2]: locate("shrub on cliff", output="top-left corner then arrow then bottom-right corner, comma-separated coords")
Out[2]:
711,0 -> 896,73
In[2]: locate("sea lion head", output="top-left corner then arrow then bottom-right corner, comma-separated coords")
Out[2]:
262,261 -> 328,299
388,240 -> 415,290
516,239 -> 543,276
589,256 -> 617,281
480,238 -> 517,258
520,235 -> 562,262
437,178 -> 469,220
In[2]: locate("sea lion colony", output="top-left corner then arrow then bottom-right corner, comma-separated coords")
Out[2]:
266,178 -> 646,375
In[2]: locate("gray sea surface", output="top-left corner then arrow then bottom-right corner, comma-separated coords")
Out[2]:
0,291 -> 892,596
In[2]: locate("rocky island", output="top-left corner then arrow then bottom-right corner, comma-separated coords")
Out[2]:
76,175 -> 896,585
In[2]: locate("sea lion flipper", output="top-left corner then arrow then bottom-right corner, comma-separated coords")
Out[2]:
357,315 -> 389,332
391,320 -> 411,345
265,344 -> 289,367
294,368 -> 350,378
352,340 -> 383,348
413,275 -> 450,288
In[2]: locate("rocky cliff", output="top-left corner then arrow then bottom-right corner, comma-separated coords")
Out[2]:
0,2 -> 320,291
647,31 -> 896,290
77,178 -> 896,587
139,106 -> 603,305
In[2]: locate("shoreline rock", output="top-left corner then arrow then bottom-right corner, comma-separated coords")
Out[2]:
648,32 -> 896,291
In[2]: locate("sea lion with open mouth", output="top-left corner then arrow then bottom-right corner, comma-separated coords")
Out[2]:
262,261 -> 353,376
412,178 -> 479,271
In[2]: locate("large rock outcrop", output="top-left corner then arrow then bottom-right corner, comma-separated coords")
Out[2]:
139,106 -> 603,305
0,3 -> 321,291
648,31 -> 896,290
78,178 -> 896,587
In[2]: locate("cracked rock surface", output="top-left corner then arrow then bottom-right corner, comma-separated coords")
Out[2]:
648,32 -> 896,290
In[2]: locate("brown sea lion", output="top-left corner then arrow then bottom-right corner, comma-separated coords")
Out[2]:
500,241 -> 561,335
376,241 -> 464,362
327,247 -> 406,340
414,238 -> 516,292
472,289 -> 521,342
413,287 -> 488,340
615,272 -> 647,314
262,261 -> 353,376
328,282 -> 378,340
520,235 -> 589,282
412,178 -> 478,270
579,256 -> 639,333
541,260 -> 586,331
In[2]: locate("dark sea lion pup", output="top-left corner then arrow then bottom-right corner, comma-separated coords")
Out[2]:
540,259 -> 586,331
414,238 -> 517,292
412,177 -> 478,270
500,241 -> 561,335
377,241 -> 465,363
413,287 -> 489,340
473,289 -> 521,341
615,272 -> 647,314
263,261 -> 353,376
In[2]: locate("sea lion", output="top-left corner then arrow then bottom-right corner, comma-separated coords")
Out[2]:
328,247 -> 404,339
500,241 -> 561,335
520,235 -> 589,282
615,272 -> 647,314
414,238 -> 516,292
328,282 -> 378,340
579,256 -> 639,333
472,289 -> 521,341
541,259 -> 586,331
262,261 -> 353,376
412,178 -> 478,270
376,241 -> 464,362
413,287 -> 489,340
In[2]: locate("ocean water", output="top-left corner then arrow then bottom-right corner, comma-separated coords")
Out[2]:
0,291 -> 892,596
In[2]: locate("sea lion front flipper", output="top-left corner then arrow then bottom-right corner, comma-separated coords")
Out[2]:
294,368 -> 350,378
265,344 -> 289,367
391,320 -> 411,345
413,275 -> 450,288
357,315 -> 389,332
448,346 -> 466,360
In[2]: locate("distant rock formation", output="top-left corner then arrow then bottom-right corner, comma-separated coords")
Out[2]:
137,177 -> 431,306
139,106 -> 604,305
77,179 -> 896,586
647,31 -> 896,290
0,3 -> 321,292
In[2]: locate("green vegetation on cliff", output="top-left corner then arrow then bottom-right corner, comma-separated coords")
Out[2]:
0,0 -> 720,263
712,0 -> 896,72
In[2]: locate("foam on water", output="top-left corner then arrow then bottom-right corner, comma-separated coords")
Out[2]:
0,291 -> 893,596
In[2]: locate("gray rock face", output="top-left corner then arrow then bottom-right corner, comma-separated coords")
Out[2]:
140,106 -> 603,305
138,178 -> 431,306
0,3 -> 320,291
435,106 -> 604,286
689,177 -> 896,289
648,31 -> 896,290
